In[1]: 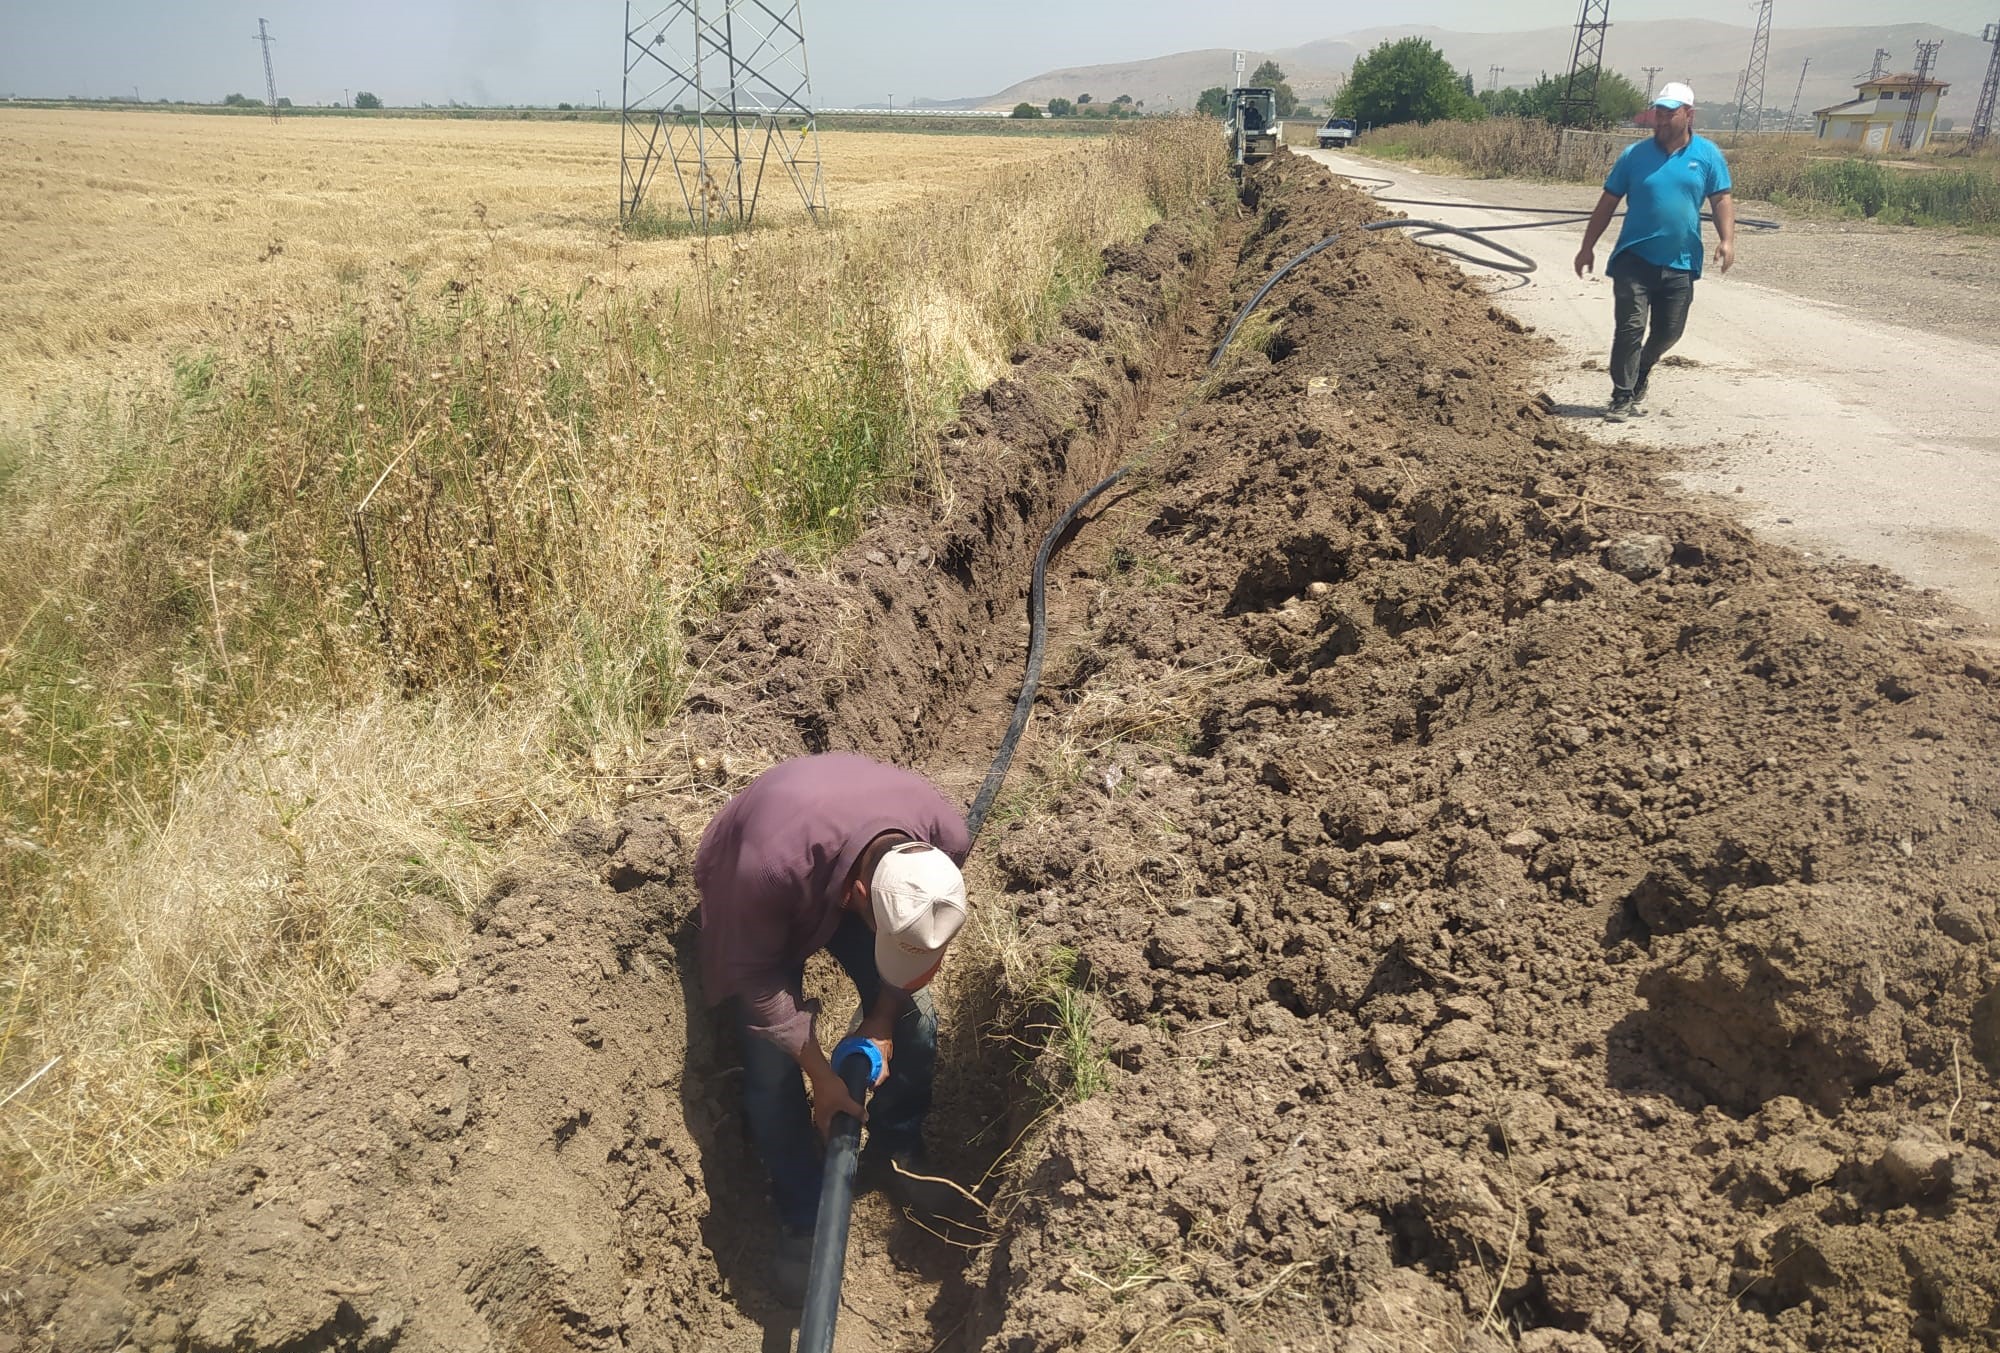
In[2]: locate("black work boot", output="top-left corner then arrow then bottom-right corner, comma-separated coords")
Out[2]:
1603,389 -> 1634,422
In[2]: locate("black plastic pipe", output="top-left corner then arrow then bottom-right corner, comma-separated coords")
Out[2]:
964,465 -> 1131,846
798,1038 -> 879,1352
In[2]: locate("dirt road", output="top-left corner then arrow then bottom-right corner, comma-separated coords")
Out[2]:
1304,147 -> 2000,643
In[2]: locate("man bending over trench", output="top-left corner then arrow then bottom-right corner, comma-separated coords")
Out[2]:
695,751 -> 970,1304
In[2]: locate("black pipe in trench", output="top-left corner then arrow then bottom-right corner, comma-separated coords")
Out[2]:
796,1041 -> 877,1351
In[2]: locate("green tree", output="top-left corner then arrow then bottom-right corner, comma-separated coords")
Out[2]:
221,92 -> 263,108
1249,59 -> 1300,117
1513,69 -> 1645,127
353,90 -> 382,109
1010,101 -> 1043,119
1076,93 -> 1092,104
1046,96 -> 1074,117
1336,37 -> 1483,125
1196,86 -> 1228,117
1112,93 -> 1133,106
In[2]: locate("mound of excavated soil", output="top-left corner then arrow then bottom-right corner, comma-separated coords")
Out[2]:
8,151 -> 1999,1353
961,154 -> 2000,1352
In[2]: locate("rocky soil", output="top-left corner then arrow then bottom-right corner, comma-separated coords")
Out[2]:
5,150 -> 1998,1353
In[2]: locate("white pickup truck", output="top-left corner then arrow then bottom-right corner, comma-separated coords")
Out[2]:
1316,117 -> 1358,150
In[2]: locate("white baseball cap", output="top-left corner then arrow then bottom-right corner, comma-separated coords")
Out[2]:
1653,82 -> 1695,109
870,841 -> 966,989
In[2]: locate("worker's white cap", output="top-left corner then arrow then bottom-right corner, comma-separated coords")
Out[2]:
870,842 -> 966,990
1652,81 -> 1695,109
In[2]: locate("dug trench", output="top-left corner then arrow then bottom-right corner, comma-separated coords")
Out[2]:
8,150 -> 2000,1353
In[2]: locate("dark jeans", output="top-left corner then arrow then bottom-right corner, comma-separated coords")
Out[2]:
735,912 -> 937,1232
1608,254 -> 1695,397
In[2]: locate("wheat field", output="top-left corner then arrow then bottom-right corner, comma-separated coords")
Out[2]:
0,109 -> 1079,420
0,106 -> 1221,1241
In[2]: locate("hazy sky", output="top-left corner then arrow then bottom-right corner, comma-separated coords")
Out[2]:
2,1 -> 1992,107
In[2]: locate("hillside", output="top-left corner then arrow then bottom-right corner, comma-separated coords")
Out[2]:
983,20 -> 1989,120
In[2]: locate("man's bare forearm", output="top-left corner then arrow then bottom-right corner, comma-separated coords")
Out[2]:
1711,192 -> 1736,247
1580,190 -> 1621,253
796,1035 -> 835,1081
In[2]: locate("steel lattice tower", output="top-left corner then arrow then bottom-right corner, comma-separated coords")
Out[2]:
1870,48 -> 1891,80
1732,0 -> 1774,137
1786,57 -> 1810,131
1557,0 -> 1611,127
619,1 -> 828,229
1900,38 -> 1944,150
253,18 -> 279,124
1972,24 -> 2000,151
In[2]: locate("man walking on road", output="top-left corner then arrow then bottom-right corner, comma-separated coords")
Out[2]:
695,752 -> 970,1304
1574,82 -> 1736,421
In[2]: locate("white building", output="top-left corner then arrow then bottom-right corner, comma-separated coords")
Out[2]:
1813,72 -> 1950,152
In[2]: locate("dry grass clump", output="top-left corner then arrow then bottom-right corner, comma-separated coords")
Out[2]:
1358,117 -> 1581,179
0,115 -> 1227,1238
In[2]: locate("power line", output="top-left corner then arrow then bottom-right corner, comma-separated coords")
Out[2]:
1558,0 -> 1611,128
1972,23 -> 1999,150
1786,56 -> 1810,131
1641,64 -> 1663,95
252,17 -> 279,125
619,1 -> 829,229
1900,38 -> 1944,150
1732,0 -> 1774,139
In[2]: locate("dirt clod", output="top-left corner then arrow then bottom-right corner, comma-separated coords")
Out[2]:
1602,532 -> 1672,581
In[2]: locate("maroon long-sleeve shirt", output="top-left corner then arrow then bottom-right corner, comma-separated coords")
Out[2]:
694,753 -> 970,1056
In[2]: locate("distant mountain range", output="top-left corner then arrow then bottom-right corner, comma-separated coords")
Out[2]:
977,21 -> 1989,121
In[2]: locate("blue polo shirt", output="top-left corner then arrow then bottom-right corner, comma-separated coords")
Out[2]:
1604,133 -> 1732,277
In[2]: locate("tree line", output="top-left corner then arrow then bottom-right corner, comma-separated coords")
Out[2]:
1193,39 -> 1644,130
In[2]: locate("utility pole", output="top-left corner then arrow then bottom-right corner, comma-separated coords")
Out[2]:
1487,64 -> 1505,93
253,18 -> 279,123
1642,64 -> 1663,95
1870,48 -> 1890,80
1558,0 -> 1612,127
1786,56 -> 1810,131
1899,38 -> 1944,151
1973,24 -> 2000,151
1731,0 -> 1773,139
